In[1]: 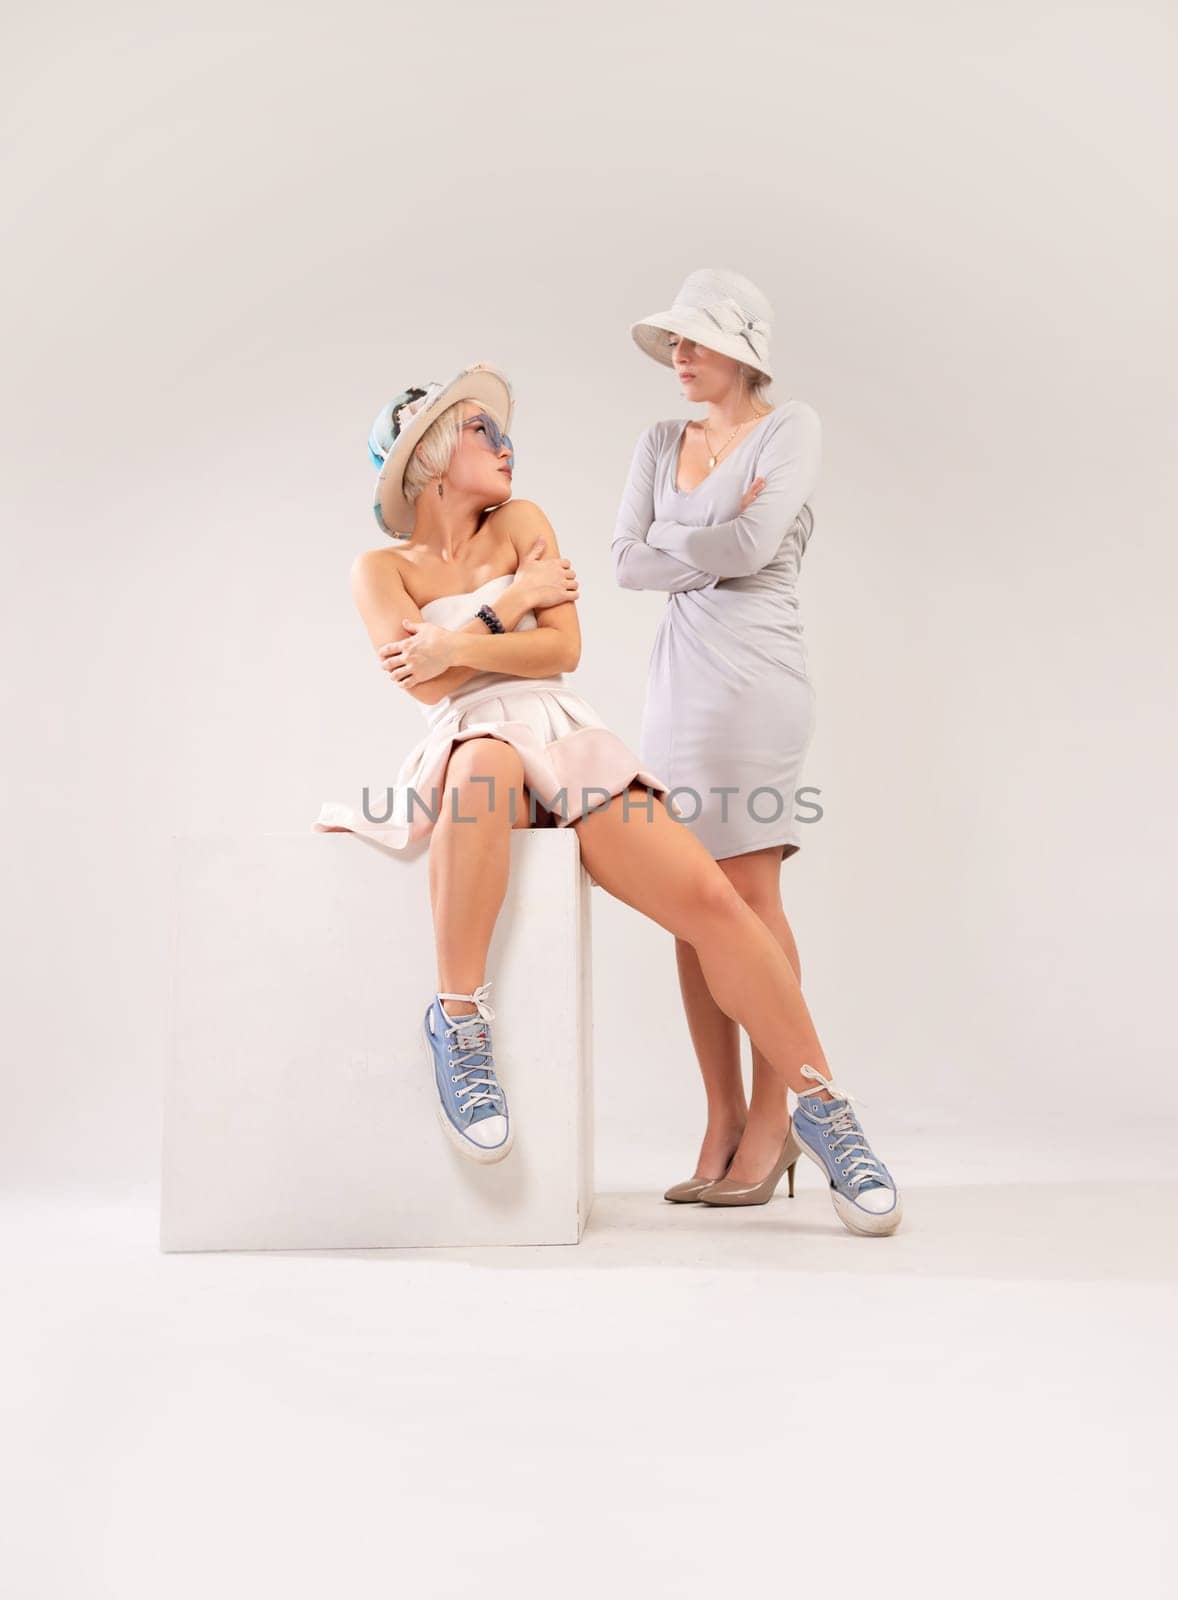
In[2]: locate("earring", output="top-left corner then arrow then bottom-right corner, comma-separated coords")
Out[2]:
436,480 -> 444,499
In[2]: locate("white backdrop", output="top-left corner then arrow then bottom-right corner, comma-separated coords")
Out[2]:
3,0 -> 1175,1193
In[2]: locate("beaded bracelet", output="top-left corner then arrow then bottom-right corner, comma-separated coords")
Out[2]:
476,603 -> 505,634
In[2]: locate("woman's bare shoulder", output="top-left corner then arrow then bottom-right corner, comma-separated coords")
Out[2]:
483,497 -> 546,547
485,498 -> 564,563
349,543 -> 414,598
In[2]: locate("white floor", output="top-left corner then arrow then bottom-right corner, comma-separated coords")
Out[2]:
3,1136 -> 1175,1599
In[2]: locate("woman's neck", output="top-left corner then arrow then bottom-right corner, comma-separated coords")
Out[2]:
401,500 -> 492,564
703,398 -> 774,433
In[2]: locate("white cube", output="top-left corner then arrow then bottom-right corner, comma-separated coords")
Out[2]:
161,828 -> 594,1251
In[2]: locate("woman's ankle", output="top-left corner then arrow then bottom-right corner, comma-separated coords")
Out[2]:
702,1107 -> 747,1144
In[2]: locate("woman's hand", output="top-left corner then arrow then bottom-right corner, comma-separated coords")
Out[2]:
513,535 -> 580,609
379,620 -> 456,686
739,477 -> 766,513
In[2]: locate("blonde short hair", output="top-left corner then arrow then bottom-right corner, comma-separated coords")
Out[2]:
402,400 -> 481,508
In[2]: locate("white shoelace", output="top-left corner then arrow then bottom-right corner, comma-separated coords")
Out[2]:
798,1062 -> 888,1192
439,983 -> 503,1113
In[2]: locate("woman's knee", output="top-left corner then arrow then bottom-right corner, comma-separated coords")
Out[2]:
677,863 -> 749,942
446,735 -> 521,778
441,736 -> 527,822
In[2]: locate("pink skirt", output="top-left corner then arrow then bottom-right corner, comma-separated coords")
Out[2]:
313,673 -> 683,887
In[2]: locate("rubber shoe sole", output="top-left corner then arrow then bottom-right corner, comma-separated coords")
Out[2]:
798,1143 -> 902,1236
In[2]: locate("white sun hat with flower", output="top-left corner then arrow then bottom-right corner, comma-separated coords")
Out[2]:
630,267 -> 774,381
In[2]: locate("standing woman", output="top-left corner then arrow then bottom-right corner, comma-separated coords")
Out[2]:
612,267 -> 826,1207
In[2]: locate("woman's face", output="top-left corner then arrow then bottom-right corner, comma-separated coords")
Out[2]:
444,401 -> 514,502
667,334 -> 740,402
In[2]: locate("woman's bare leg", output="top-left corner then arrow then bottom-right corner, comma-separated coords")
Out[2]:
717,846 -> 805,1180
428,735 -> 532,1018
719,846 -> 802,986
671,845 -> 804,1178
573,786 -> 835,1181
672,939 -> 746,1179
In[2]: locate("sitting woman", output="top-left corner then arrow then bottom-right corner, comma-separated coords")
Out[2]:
313,362 -> 900,1237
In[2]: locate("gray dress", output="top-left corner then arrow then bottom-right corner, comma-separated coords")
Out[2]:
611,400 -> 822,861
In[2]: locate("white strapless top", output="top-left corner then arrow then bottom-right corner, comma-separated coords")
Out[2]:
416,571 -> 571,732
417,570 -> 522,623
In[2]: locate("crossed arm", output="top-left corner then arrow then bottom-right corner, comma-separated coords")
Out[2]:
350,501 -> 580,708
612,403 -> 822,587
610,425 -> 718,593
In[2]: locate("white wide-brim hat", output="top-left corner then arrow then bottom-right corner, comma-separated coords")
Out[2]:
368,361 -> 514,537
630,267 -> 774,382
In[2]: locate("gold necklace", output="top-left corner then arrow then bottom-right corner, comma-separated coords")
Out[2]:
702,408 -> 768,468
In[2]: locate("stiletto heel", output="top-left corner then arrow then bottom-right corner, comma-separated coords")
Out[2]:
697,1123 -> 803,1207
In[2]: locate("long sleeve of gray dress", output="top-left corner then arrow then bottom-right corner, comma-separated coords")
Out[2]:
611,426 -> 717,593
645,403 -> 822,578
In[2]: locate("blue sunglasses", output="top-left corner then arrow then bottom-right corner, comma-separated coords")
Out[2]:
464,410 -> 514,471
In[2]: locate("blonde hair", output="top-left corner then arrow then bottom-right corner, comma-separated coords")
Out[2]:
402,400 -> 480,508
737,360 -> 773,408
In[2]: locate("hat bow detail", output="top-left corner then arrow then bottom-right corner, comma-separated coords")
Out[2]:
700,295 -> 770,364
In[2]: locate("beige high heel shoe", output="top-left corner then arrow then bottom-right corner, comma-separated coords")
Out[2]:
664,1172 -> 727,1204
697,1123 -> 803,1206
664,1145 -> 740,1204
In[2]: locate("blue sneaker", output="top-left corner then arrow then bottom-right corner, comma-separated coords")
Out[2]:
792,1063 -> 902,1236
422,981 -> 512,1163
